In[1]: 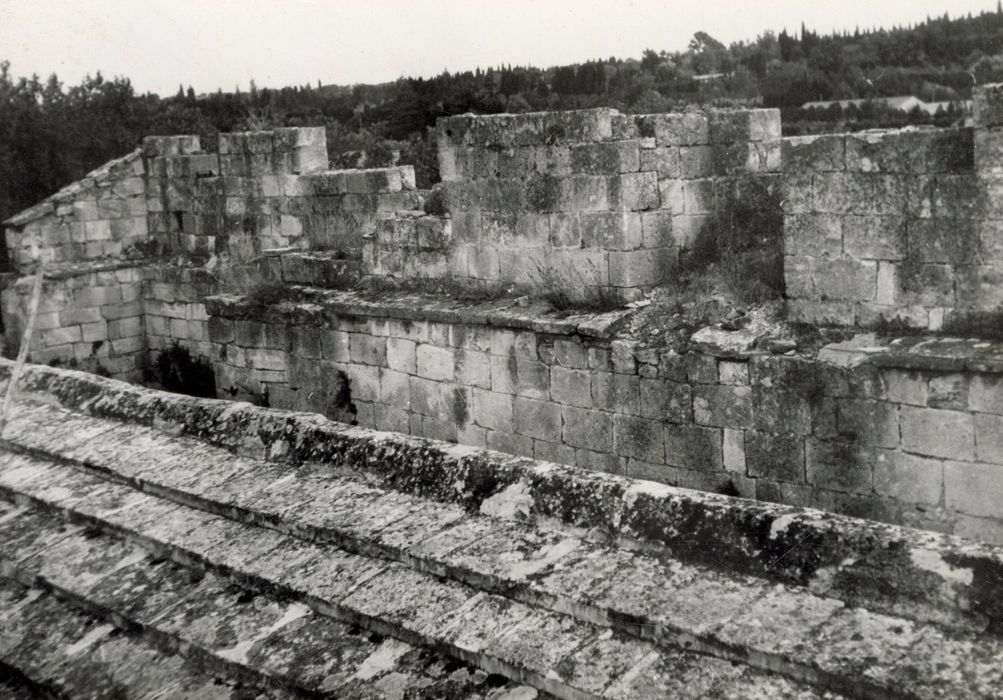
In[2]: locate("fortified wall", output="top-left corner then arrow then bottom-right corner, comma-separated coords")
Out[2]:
5,86 -> 1003,544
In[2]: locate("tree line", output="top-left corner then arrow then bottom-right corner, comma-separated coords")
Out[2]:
2,6 -> 1002,226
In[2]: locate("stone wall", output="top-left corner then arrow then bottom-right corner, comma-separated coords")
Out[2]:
7,98 -> 1003,543
142,265 -> 218,364
142,129 -> 422,267
0,262 -> 145,381
0,127 -> 424,374
435,108 -> 781,295
782,83 -> 1003,329
207,290 -> 1003,543
4,151 -> 148,267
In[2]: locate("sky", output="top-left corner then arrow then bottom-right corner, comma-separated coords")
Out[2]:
0,0 -> 998,96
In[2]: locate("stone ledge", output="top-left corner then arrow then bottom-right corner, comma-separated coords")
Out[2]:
5,359 -> 1003,635
205,288 -> 634,340
818,333 -> 1003,374
5,258 -> 154,283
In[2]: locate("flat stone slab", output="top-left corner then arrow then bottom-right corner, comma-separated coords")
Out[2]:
818,333 -> 1003,374
206,288 -> 634,341
0,449 -> 838,699
0,506 -> 541,700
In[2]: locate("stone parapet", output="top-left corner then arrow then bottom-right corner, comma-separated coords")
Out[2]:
204,291 -> 1003,543
436,107 -> 781,296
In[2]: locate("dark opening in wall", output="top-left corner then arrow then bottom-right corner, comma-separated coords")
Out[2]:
150,342 -> 216,398
173,211 -> 185,232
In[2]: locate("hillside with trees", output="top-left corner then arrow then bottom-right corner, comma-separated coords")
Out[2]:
2,6 -> 1003,227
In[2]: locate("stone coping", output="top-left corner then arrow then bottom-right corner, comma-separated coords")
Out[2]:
3,150 -> 143,228
8,258 -> 154,282
4,359 -> 1003,635
205,289 -> 635,340
818,333 -> 1003,374
207,287 -> 1003,374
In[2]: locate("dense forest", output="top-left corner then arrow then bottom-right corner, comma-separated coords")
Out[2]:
2,7 -> 1003,225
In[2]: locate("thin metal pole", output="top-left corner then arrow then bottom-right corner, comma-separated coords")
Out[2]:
0,267 -> 44,434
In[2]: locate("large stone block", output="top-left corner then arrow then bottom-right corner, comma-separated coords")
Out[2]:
379,369 -> 411,408
608,248 -> 672,288
455,349 -> 491,390
246,347 -> 286,372
969,374 -> 1003,414
509,395 -> 565,439
665,424 -> 722,471
409,375 -> 452,417
550,366 -> 593,408
805,440 -> 874,494
907,219 -> 978,266
788,256 -> 877,303
784,214 -> 843,257
472,389 -> 514,432
640,211 -> 673,248
782,134 -> 845,172
693,385 -> 753,429
975,413 -> 1003,465
579,211 -> 643,250
638,378 -> 692,423
842,216 -> 905,261
678,146 -> 713,178
974,128 -> 1003,176
570,140 -> 641,174
416,343 -> 454,381
639,147 -> 681,177
653,113 -> 709,147
835,399 -> 900,448
873,450 -> 943,505
945,460 -> 1003,518
562,406 -> 612,452
321,329 -> 350,363
811,173 -> 866,215
881,369 -> 928,406
746,431 -> 804,482
895,263 -> 957,308
723,428 -> 746,473
607,172 -> 659,211
385,337 -> 417,374
349,332 -> 387,367
614,414 -> 665,463
845,131 -> 930,174
900,406 -> 975,461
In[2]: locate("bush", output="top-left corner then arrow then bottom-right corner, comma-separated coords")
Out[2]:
153,342 -> 216,398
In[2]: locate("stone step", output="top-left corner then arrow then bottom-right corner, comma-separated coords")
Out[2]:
0,451 -> 829,700
11,359 -> 1002,641
0,498 -> 543,700
0,575 -> 295,700
4,403 -> 1003,699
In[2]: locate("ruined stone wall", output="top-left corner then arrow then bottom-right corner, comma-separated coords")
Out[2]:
0,263 -> 145,381
433,107 -> 781,294
0,127 -> 423,373
141,129 -> 420,265
142,265 -> 217,363
782,83 -> 1003,330
207,291 -> 1003,543
3,151 -> 148,267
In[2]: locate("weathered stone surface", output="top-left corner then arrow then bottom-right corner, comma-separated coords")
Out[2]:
9,365 -> 1003,649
